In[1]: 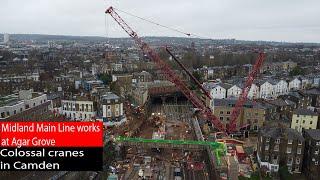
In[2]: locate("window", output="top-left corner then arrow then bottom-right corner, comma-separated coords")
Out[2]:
288,139 -> 293,144
302,120 -> 305,124
220,117 -> 223,121
298,140 -> 303,145
107,105 -> 111,110
266,138 -> 270,143
6,111 -> 10,116
315,149 -> 319,155
20,108 -> 23,112
296,120 -> 299,123
296,157 -> 300,164
220,111 -> 223,114
14,110 -> 16,115
275,139 -> 280,144
316,161 -> 319,165
310,121 -> 313,125
271,154 -> 277,160
287,147 -> 292,154
227,111 -> 230,114
297,148 -> 302,155
274,145 -> 279,151
265,145 -> 269,151
265,156 -> 269,161
316,141 -> 320,146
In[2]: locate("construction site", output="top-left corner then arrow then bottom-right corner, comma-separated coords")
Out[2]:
1,1 -> 320,180
105,6 -> 265,180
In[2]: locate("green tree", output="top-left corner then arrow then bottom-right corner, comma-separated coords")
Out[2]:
98,73 -> 112,85
289,66 -> 305,76
279,166 -> 292,180
189,71 -> 204,91
104,141 -> 116,172
192,71 -> 203,83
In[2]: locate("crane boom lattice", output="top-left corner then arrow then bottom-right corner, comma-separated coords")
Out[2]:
228,52 -> 266,132
105,6 -> 225,132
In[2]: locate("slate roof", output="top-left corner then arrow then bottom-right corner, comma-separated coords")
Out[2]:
305,88 -> 320,95
267,99 -> 296,107
304,129 -> 320,141
213,98 -> 265,109
219,83 -> 233,90
203,82 -> 232,90
293,108 -> 318,116
261,127 -> 304,141
287,91 -> 305,99
101,92 -> 119,100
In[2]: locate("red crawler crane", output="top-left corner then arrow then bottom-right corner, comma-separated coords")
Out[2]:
227,52 -> 266,133
165,47 -> 212,100
105,6 -> 225,132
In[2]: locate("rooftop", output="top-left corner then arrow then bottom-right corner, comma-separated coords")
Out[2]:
294,108 -> 318,116
0,94 -> 20,107
213,98 -> 265,109
305,88 -> 320,95
203,82 -> 232,90
267,98 -> 295,107
261,127 -> 304,141
101,92 -> 119,100
304,129 -> 320,141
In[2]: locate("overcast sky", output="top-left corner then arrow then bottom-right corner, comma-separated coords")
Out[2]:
0,0 -> 319,42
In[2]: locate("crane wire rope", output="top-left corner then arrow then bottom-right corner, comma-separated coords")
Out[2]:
113,7 -> 211,39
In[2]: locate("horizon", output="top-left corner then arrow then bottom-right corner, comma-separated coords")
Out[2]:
0,0 -> 319,43
1,33 -> 320,44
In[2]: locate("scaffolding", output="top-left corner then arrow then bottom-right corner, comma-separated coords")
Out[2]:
115,136 -> 227,165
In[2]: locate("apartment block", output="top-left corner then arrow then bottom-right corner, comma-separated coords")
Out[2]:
302,129 -> 320,180
257,127 -> 304,173
291,109 -> 318,133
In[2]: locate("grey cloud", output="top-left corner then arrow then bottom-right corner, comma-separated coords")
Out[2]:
0,0 -> 319,42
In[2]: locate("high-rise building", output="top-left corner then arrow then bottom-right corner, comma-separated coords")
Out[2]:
3,33 -> 9,44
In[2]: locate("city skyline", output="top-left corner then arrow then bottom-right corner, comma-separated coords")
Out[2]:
0,0 -> 319,43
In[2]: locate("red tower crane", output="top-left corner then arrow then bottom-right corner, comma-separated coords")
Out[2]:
105,6 -> 225,132
227,52 -> 266,133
